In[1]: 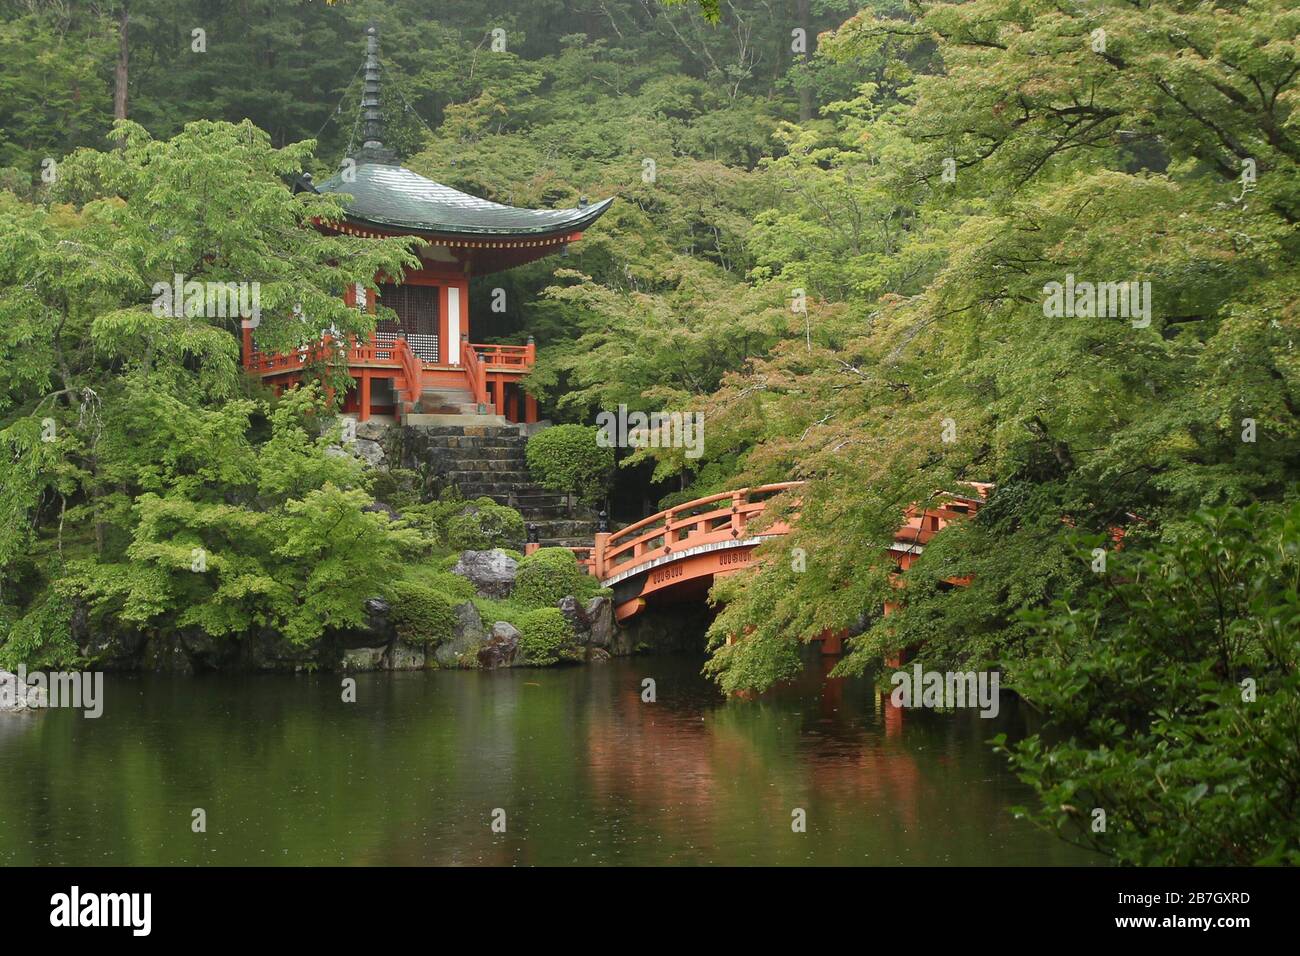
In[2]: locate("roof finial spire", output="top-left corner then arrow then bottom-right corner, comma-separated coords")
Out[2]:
352,24 -> 397,165
361,25 -> 383,149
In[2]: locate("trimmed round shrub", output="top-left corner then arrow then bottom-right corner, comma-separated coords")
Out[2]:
517,607 -> 572,665
387,580 -> 457,645
525,424 -> 613,506
447,500 -> 525,551
513,547 -> 585,608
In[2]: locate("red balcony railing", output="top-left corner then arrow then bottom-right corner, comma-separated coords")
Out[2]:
471,342 -> 535,370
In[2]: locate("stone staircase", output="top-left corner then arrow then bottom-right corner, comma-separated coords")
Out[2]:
417,386 -> 479,416
399,423 -> 599,548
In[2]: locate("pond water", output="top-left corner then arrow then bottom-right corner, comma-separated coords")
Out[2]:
0,654 -> 1094,865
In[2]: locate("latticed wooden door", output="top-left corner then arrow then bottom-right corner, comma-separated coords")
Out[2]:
376,283 -> 440,363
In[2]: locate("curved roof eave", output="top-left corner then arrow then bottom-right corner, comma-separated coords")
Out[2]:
312,161 -> 613,238
335,196 -> 614,239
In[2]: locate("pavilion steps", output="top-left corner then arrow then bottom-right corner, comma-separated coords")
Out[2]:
440,455 -> 528,469
405,424 -> 522,438
429,450 -> 526,465
538,539 -> 599,549
402,412 -> 510,428
443,469 -> 532,485
398,422 -> 600,552
416,385 -> 480,416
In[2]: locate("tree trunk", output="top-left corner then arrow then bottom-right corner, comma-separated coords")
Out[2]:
114,2 -> 129,121
796,0 -> 813,122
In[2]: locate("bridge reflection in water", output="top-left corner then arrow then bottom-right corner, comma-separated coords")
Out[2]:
576,655 -> 1083,865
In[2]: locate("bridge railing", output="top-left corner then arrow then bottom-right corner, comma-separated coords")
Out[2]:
573,480 -> 993,586
592,481 -> 803,581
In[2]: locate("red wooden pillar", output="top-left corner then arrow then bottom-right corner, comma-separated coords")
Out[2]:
492,374 -> 505,416
523,336 -> 538,422
241,325 -> 253,367
359,369 -> 371,421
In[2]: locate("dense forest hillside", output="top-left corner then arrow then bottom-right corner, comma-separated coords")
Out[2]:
1,0 -> 1298,863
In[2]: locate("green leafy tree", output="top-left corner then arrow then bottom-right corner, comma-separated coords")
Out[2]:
685,0 -> 1299,693
998,504 -> 1300,865
0,119 -> 417,665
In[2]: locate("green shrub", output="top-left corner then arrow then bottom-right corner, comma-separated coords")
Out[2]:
386,580 -> 457,645
399,495 -> 472,546
517,607 -> 573,665
471,596 -> 528,629
400,563 -> 476,602
447,500 -> 525,551
514,547 -> 585,608
367,468 -> 422,510
525,424 -> 613,506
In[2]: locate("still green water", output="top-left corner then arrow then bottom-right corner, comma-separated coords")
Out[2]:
0,655 -> 1093,866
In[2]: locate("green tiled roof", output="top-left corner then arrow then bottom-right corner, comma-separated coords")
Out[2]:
315,162 -> 612,237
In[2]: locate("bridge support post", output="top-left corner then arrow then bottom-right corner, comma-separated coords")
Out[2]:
592,531 -> 610,579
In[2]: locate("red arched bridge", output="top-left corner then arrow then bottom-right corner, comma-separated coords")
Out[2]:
523,481 -> 993,624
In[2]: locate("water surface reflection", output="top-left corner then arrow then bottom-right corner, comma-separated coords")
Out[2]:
0,656 -> 1093,865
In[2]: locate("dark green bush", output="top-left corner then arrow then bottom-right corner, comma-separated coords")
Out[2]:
400,495 -> 474,546
525,424 -> 613,506
447,499 -> 525,551
386,580 -> 457,645
366,468 -> 422,510
517,607 -> 573,665
513,547 -> 585,608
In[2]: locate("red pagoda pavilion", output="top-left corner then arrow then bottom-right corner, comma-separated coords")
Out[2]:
242,27 -> 611,425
